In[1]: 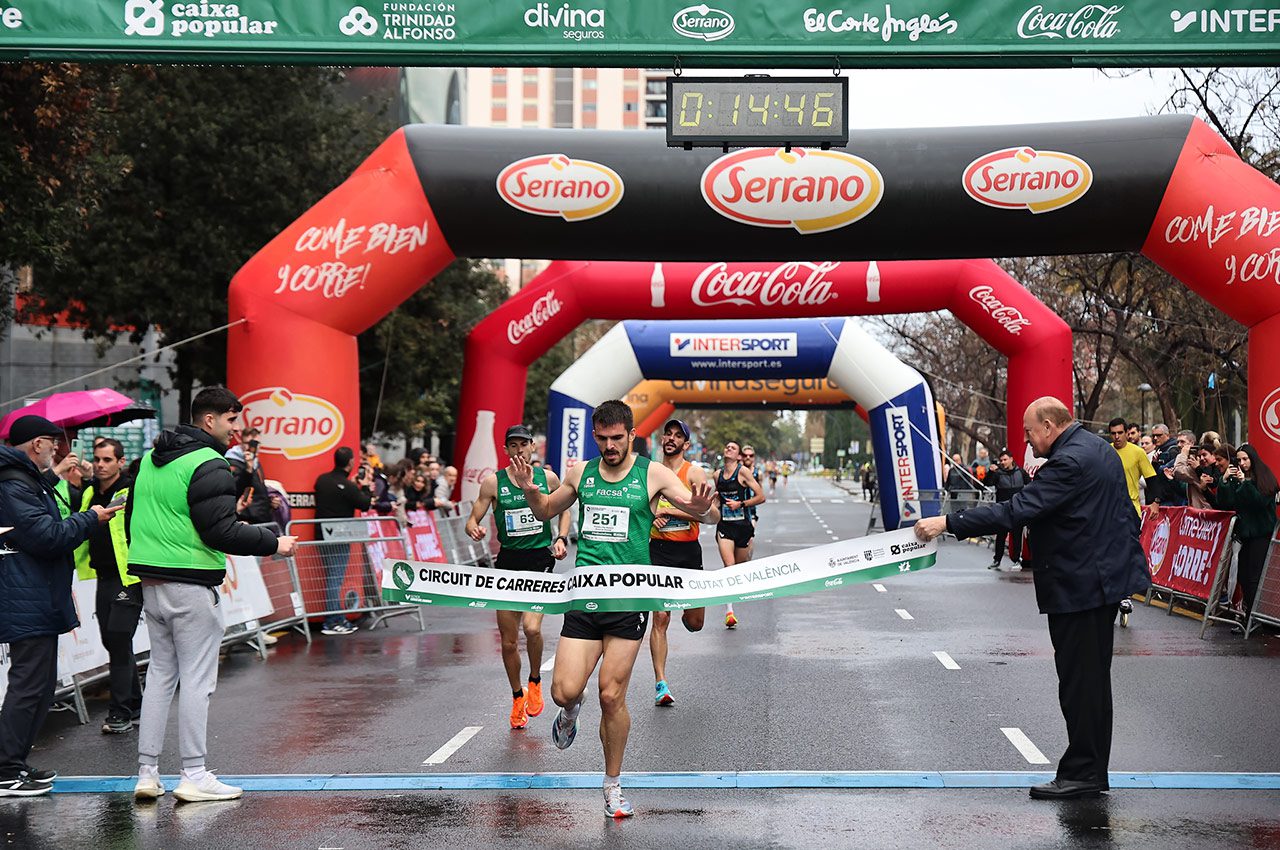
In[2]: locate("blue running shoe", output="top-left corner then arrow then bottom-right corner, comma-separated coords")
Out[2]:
655,680 -> 675,706
551,706 -> 578,750
604,783 -> 634,818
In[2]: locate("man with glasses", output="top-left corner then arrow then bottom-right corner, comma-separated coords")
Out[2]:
1147,424 -> 1185,506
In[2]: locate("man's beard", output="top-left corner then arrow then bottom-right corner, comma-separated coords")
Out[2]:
663,443 -> 683,458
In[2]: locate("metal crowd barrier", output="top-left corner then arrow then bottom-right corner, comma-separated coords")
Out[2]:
865,488 -> 992,535
1245,532 -> 1280,639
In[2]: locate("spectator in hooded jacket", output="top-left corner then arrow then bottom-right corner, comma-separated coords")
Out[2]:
226,427 -> 277,525
988,448 -> 1031,570
0,415 -> 119,797
1216,443 -> 1279,619
127,387 -> 296,804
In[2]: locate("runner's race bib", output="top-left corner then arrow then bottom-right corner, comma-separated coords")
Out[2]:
504,507 -> 542,537
582,504 -> 630,542
656,498 -> 690,532
721,503 -> 746,522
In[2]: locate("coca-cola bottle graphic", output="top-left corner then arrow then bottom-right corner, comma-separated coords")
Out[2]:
866,260 -> 881,303
650,262 -> 666,309
461,410 -> 498,503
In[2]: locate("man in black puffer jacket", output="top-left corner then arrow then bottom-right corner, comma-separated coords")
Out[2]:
0,415 -> 119,797
988,448 -> 1031,570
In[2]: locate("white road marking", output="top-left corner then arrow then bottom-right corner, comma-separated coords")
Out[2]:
540,655 -> 556,672
895,609 -> 914,620
788,499 -> 801,503
830,499 -> 845,503
423,726 -> 483,765
933,651 -> 960,670
873,584 -> 887,592
1001,727 -> 1051,765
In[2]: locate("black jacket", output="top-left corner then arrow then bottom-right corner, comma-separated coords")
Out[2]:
227,445 -> 273,525
0,446 -> 99,642
313,468 -> 373,538
126,425 -> 279,586
989,466 -> 1031,502
947,423 -> 1151,614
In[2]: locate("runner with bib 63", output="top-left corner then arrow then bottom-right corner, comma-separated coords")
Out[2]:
506,400 -> 716,819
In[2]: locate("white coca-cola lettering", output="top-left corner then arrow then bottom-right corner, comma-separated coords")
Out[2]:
507,290 -> 563,344
968,285 -> 1032,334
1016,3 -> 1122,40
691,262 -> 841,308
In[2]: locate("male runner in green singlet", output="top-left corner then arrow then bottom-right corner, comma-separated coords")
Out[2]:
509,400 -> 715,819
466,424 -> 570,730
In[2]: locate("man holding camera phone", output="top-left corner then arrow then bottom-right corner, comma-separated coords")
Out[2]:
227,427 -> 279,526
313,447 -> 376,635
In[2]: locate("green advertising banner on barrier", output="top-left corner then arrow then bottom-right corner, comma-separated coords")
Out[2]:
1,1 -> 1278,67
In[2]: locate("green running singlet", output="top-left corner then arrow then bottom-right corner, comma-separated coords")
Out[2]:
575,455 -> 654,567
495,468 -> 553,550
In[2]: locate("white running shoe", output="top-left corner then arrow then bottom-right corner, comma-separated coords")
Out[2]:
172,771 -> 242,802
133,770 -> 166,801
604,783 -> 634,818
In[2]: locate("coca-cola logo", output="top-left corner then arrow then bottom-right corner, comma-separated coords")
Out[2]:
701,148 -> 883,234
963,146 -> 1092,214
1017,4 -> 1123,39
692,261 -> 841,307
1261,386 -> 1280,444
968,285 -> 1032,335
496,153 -> 623,222
507,290 -> 563,344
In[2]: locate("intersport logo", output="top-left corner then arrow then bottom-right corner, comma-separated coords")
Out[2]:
1017,4 -> 1123,39
692,261 -> 841,308
701,148 -> 884,234
507,291 -> 563,344
886,406 -> 921,520
669,332 -> 798,358
968,285 -> 1032,334
497,154 -> 623,222
1261,386 -> 1280,444
239,387 -> 344,460
673,3 -> 735,40
562,407 -> 587,470
963,146 -> 1092,214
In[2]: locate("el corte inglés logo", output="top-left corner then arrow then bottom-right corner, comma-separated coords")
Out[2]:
962,146 -> 1093,213
239,387 -> 344,460
701,148 -> 884,234
497,154 -> 624,221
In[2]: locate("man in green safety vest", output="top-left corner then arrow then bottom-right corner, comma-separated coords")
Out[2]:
72,438 -> 144,735
126,387 -> 296,804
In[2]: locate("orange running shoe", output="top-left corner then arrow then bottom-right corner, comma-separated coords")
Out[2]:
510,692 -> 529,730
725,611 -> 738,629
526,680 -> 545,717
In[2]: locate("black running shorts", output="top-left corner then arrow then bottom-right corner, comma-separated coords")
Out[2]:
716,520 -> 755,549
495,548 -> 555,573
649,538 -> 703,570
561,610 -> 648,641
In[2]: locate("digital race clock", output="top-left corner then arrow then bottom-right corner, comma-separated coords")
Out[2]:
666,76 -> 849,149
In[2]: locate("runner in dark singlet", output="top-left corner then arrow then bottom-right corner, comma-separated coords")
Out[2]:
715,440 -> 765,629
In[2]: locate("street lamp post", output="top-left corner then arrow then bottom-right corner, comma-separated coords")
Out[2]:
1137,383 -> 1153,432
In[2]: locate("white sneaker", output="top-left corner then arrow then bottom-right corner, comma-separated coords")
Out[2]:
172,771 -> 242,802
134,770 -> 166,800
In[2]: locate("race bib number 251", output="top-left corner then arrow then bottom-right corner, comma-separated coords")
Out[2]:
582,504 -> 630,542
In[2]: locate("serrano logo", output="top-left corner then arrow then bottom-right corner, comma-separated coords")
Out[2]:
1148,516 -> 1171,577
701,148 -> 884,234
669,332 -> 798,358
497,154 -> 623,221
963,146 -> 1092,213
1261,386 -> 1280,444
885,406 -> 921,520
562,407 -> 587,470
692,261 -> 841,307
239,387 -> 345,460
507,290 -> 563,344
969,285 -> 1032,334
673,3 -> 735,40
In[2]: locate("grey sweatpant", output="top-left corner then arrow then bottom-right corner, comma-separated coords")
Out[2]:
137,582 -> 224,771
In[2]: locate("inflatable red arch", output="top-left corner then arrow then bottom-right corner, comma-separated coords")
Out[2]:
227,117 -> 1280,514
451,259 -> 1069,501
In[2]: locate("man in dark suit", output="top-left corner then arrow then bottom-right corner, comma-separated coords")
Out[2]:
914,396 -> 1150,800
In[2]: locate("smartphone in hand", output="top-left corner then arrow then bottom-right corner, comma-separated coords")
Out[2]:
106,493 -> 128,510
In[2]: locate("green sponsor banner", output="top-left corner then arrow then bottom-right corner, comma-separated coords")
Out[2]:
1,1 -> 1279,67
381,526 -> 936,613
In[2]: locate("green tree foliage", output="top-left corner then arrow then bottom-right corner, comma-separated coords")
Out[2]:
696,410 -> 790,462
21,64 -> 390,411
359,260 -> 508,441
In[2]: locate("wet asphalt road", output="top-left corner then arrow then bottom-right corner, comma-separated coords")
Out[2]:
7,475 -> 1280,849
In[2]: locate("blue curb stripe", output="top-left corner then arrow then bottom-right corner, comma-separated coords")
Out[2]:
48,771 -> 1280,793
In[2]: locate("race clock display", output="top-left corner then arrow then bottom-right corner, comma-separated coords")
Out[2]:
667,76 -> 849,149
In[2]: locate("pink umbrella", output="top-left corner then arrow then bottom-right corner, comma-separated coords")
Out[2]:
0,389 -> 153,440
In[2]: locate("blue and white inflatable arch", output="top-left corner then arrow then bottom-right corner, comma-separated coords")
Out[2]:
547,318 -> 943,529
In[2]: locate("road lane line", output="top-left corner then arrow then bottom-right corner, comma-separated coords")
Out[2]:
423,727 -> 483,765
895,609 -> 914,620
873,584 -> 887,592
1001,728 -> 1051,765
540,654 -> 556,672
933,651 -> 960,670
